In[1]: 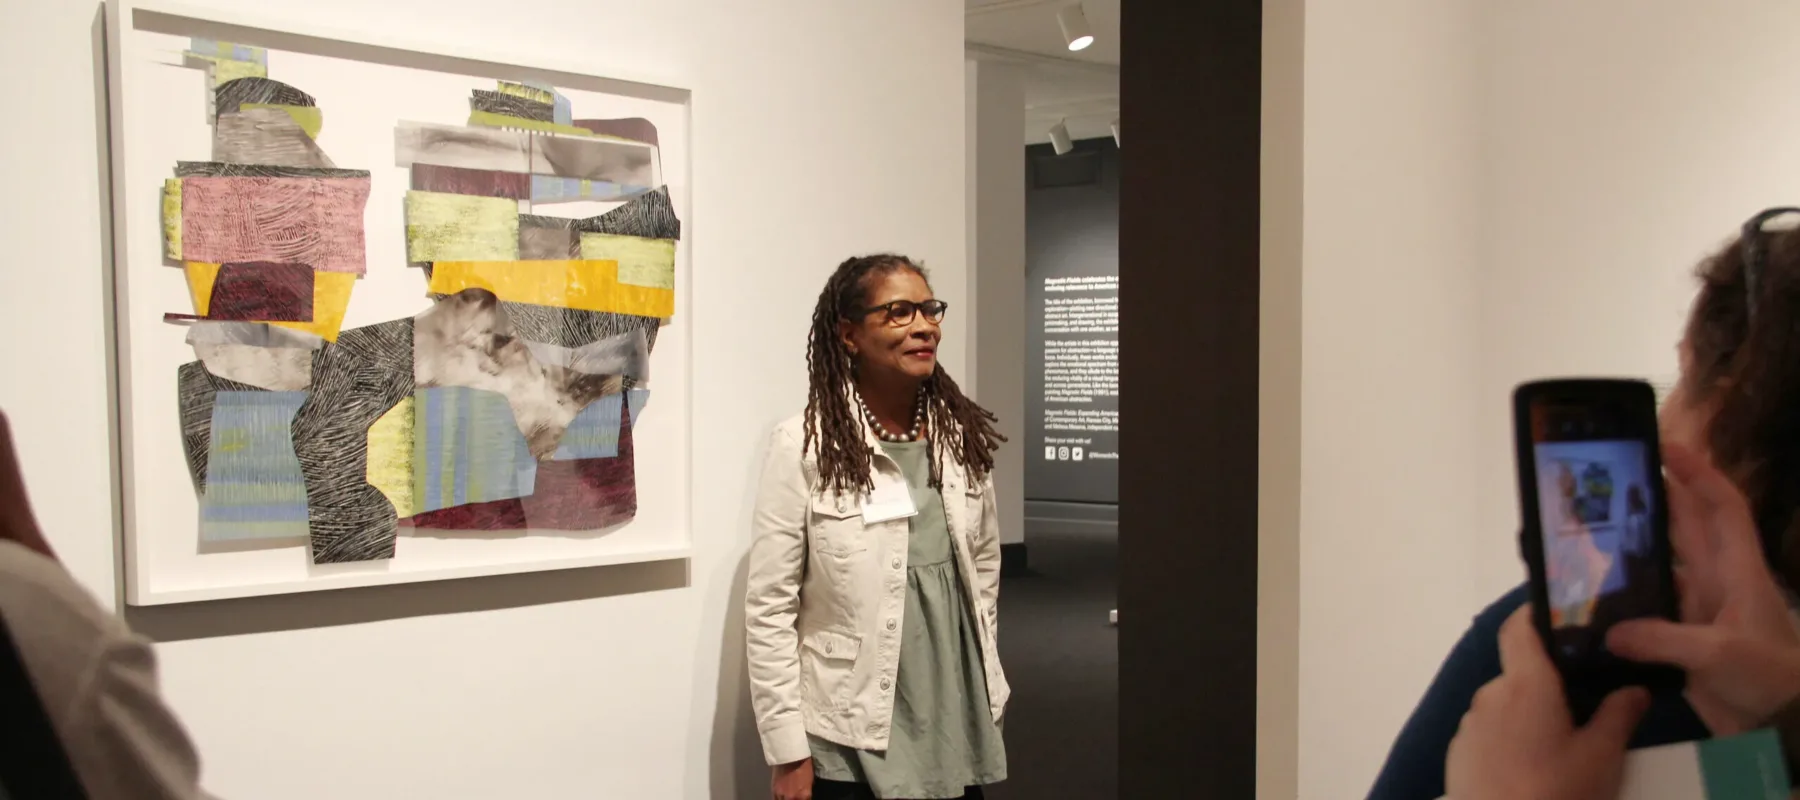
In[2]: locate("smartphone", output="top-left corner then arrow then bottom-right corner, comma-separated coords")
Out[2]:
1513,378 -> 1682,692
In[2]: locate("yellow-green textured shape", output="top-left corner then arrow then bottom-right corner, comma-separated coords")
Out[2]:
580,232 -> 676,290
496,81 -> 554,104
162,179 -> 182,260
366,396 -> 415,519
404,190 -> 520,263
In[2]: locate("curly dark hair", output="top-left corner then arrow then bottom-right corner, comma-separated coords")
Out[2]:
802,254 -> 1004,497
1683,216 -> 1800,582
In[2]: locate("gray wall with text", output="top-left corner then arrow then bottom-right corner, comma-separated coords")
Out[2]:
1025,136 -> 1119,504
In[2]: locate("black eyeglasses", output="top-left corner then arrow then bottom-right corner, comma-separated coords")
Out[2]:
1741,207 -> 1800,320
853,299 -> 949,327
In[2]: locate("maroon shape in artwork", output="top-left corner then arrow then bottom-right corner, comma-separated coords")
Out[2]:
410,164 -> 531,200
207,262 -> 315,322
401,401 -> 638,531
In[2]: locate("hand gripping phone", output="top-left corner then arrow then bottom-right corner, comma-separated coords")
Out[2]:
1514,378 -> 1683,695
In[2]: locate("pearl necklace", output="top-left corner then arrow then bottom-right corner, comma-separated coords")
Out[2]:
858,390 -> 926,442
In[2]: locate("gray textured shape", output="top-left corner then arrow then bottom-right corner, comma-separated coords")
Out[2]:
518,214 -> 579,260
413,291 -> 621,459
178,362 -> 216,494
531,134 -> 655,186
575,186 -> 681,240
522,328 -> 650,382
185,321 -> 325,350
213,108 -> 335,169
498,303 -> 662,352
470,90 -> 553,122
394,120 -> 531,173
290,319 -> 414,563
214,77 -> 314,118
192,342 -> 313,391
175,161 -> 369,179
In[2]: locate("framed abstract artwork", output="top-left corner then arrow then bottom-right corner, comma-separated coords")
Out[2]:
104,1 -> 693,604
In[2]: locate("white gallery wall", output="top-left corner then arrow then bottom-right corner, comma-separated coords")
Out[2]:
1289,0 -> 1486,795
0,1 -> 966,798
1276,1 -> 1800,797
1472,0 -> 1800,597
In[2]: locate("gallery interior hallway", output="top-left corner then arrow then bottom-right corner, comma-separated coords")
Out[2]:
988,520 -> 1119,800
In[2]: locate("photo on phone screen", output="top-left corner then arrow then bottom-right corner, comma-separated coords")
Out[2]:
1519,381 -> 1677,673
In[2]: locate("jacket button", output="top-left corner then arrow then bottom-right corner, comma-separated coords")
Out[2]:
891,558 -> 902,569
824,641 -> 834,654
880,678 -> 892,691
886,619 -> 897,632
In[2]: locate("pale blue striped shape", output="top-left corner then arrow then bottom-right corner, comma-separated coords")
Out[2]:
188,38 -> 267,65
551,393 -> 625,460
529,176 -> 654,204
412,386 -> 538,514
627,388 -> 650,427
199,391 -> 309,541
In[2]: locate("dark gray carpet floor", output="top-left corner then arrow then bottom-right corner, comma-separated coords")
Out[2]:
986,524 -> 1118,800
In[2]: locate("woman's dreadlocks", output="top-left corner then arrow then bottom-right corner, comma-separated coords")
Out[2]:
802,254 -> 1005,497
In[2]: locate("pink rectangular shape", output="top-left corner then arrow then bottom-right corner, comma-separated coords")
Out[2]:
180,176 -> 373,275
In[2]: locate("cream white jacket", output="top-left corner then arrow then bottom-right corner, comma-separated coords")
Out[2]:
745,412 -> 1010,766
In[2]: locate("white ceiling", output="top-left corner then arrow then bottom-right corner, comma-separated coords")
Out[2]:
965,0 -> 1120,145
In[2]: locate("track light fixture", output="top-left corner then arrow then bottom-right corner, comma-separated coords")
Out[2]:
1057,3 -> 1094,52
1049,120 -> 1074,155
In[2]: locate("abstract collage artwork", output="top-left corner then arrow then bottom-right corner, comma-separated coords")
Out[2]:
113,9 -> 691,600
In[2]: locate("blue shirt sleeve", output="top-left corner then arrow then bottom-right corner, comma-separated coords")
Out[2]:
1365,584 -> 1710,800
1365,585 -> 1527,800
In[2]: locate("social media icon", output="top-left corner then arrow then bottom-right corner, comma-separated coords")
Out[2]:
1058,446 -> 1071,461
1072,447 -> 1084,461
1045,446 -> 1057,461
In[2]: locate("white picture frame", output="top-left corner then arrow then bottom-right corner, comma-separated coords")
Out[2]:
104,0 -> 694,605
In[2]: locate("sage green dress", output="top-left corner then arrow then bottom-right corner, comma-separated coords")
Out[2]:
809,440 -> 1008,799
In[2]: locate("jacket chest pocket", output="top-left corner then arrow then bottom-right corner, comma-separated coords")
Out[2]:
808,494 -> 870,557
945,482 -> 984,546
799,628 -> 862,710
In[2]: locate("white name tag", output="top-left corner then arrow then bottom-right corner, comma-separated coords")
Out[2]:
861,474 -> 917,524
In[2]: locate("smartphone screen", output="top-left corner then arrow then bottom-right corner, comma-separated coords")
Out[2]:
1516,380 -> 1678,678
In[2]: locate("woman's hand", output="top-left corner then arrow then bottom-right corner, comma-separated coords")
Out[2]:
1445,608 -> 1648,800
1605,445 -> 1800,734
771,758 -> 813,800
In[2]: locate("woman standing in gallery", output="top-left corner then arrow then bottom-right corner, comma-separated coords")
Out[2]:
745,254 -> 1009,800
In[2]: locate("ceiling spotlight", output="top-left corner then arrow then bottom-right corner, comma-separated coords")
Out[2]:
1057,3 -> 1095,52
1049,120 -> 1074,155
1111,118 -> 1120,148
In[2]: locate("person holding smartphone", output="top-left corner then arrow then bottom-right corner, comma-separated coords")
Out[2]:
1369,208 -> 1800,799
744,255 -> 1010,800
1445,444 -> 1800,799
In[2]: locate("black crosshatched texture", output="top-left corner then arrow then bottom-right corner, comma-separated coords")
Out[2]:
1118,0 -> 1262,797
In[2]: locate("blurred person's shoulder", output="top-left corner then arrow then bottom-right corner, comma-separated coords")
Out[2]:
0,539 -> 209,800
0,538 -> 127,673
0,538 -> 134,738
